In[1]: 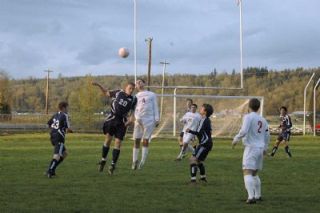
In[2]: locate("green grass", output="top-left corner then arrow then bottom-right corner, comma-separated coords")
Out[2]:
0,134 -> 319,213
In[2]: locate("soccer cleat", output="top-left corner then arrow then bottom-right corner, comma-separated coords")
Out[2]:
47,170 -> 55,178
255,197 -> 263,202
131,160 -> 139,170
108,164 -> 115,175
98,160 -> 106,172
246,199 -> 256,204
199,177 -> 207,183
44,170 -> 56,177
188,180 -> 197,186
175,156 -> 182,161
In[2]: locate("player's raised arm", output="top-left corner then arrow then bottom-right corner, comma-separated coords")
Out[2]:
91,81 -> 111,97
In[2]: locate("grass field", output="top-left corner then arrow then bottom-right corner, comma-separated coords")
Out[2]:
0,133 -> 319,213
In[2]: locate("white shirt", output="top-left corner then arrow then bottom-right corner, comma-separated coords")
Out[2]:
134,90 -> 159,121
180,112 -> 201,133
233,112 -> 270,150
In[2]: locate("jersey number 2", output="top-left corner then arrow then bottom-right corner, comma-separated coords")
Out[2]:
257,121 -> 263,133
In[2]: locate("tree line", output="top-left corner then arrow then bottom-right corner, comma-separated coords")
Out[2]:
0,67 -> 319,116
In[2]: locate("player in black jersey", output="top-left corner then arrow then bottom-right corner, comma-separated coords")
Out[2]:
270,106 -> 293,157
186,103 -> 214,184
92,81 -> 136,175
46,101 -> 73,178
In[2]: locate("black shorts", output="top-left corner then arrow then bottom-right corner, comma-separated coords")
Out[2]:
180,132 -> 184,138
103,117 -> 126,140
193,143 -> 212,162
50,133 -> 66,156
277,132 -> 291,142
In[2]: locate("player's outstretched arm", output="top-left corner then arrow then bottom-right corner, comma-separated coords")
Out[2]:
91,81 -> 110,97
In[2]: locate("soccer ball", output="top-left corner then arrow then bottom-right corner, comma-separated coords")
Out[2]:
118,47 -> 129,58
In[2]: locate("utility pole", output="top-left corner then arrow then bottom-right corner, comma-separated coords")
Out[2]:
145,37 -> 153,90
159,60 -> 169,121
44,69 -> 53,114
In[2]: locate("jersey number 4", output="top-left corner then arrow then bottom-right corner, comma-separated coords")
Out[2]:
257,121 -> 263,133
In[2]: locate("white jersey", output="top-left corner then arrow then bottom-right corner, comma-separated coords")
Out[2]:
233,112 -> 270,150
134,90 -> 159,121
180,112 -> 201,132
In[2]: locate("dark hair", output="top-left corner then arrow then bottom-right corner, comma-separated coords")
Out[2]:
58,101 -> 69,111
191,103 -> 197,108
249,98 -> 260,112
202,104 -> 214,117
126,82 -> 135,87
137,79 -> 145,84
280,106 -> 288,112
186,98 -> 193,103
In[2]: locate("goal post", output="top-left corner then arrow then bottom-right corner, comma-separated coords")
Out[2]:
152,93 -> 264,138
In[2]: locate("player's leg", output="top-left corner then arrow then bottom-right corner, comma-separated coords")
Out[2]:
108,138 -> 122,175
47,142 -> 63,178
252,170 -> 262,201
98,133 -> 113,172
270,136 -> 282,156
284,134 -> 292,157
195,145 -> 211,183
132,121 -> 143,170
242,147 -> 257,204
176,133 -> 192,160
138,120 -> 155,169
178,132 -> 184,149
189,156 -> 198,183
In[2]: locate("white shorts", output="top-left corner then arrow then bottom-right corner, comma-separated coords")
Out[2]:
182,132 -> 194,144
242,146 -> 264,171
133,119 -> 156,140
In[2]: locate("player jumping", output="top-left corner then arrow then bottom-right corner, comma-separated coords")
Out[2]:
232,98 -> 270,204
132,79 -> 159,170
178,99 -> 193,149
93,81 -> 136,175
270,106 -> 292,157
46,101 -> 73,178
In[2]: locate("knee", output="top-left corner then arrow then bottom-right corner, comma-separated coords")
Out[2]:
189,157 -> 197,165
142,140 -> 149,147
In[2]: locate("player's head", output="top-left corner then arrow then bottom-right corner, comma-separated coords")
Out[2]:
136,79 -> 145,91
124,82 -> 135,95
200,103 -> 213,117
58,101 -> 69,112
248,98 -> 260,112
186,98 -> 193,108
190,104 -> 197,113
280,106 -> 288,115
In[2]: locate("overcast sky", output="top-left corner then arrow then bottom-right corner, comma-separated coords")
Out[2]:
0,0 -> 319,79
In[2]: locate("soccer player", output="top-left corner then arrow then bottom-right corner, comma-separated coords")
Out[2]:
232,98 -> 270,204
186,103 -> 214,183
270,106 -> 292,157
46,101 -> 73,178
93,81 -> 136,175
178,99 -> 193,149
176,103 -> 201,160
132,79 -> 159,170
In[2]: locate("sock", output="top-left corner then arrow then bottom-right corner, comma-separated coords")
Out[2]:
102,145 -> 110,160
244,175 -> 255,200
140,147 -> 149,165
48,159 -> 58,172
198,163 -> 206,178
253,176 -> 261,199
190,163 -> 198,181
188,144 -> 195,153
133,148 -> 140,163
271,146 -> 278,156
285,146 -> 292,157
177,146 -> 186,158
111,149 -> 120,165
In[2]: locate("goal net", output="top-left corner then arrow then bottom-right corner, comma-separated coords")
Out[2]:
149,94 -> 264,138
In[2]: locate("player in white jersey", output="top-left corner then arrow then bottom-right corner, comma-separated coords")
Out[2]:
178,99 -> 193,149
232,98 -> 270,204
176,104 -> 201,160
132,79 -> 160,170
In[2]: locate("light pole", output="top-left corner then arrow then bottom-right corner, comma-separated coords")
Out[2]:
145,37 -> 153,90
44,69 -> 53,114
133,0 -> 137,83
160,60 -> 169,121
238,0 -> 244,89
